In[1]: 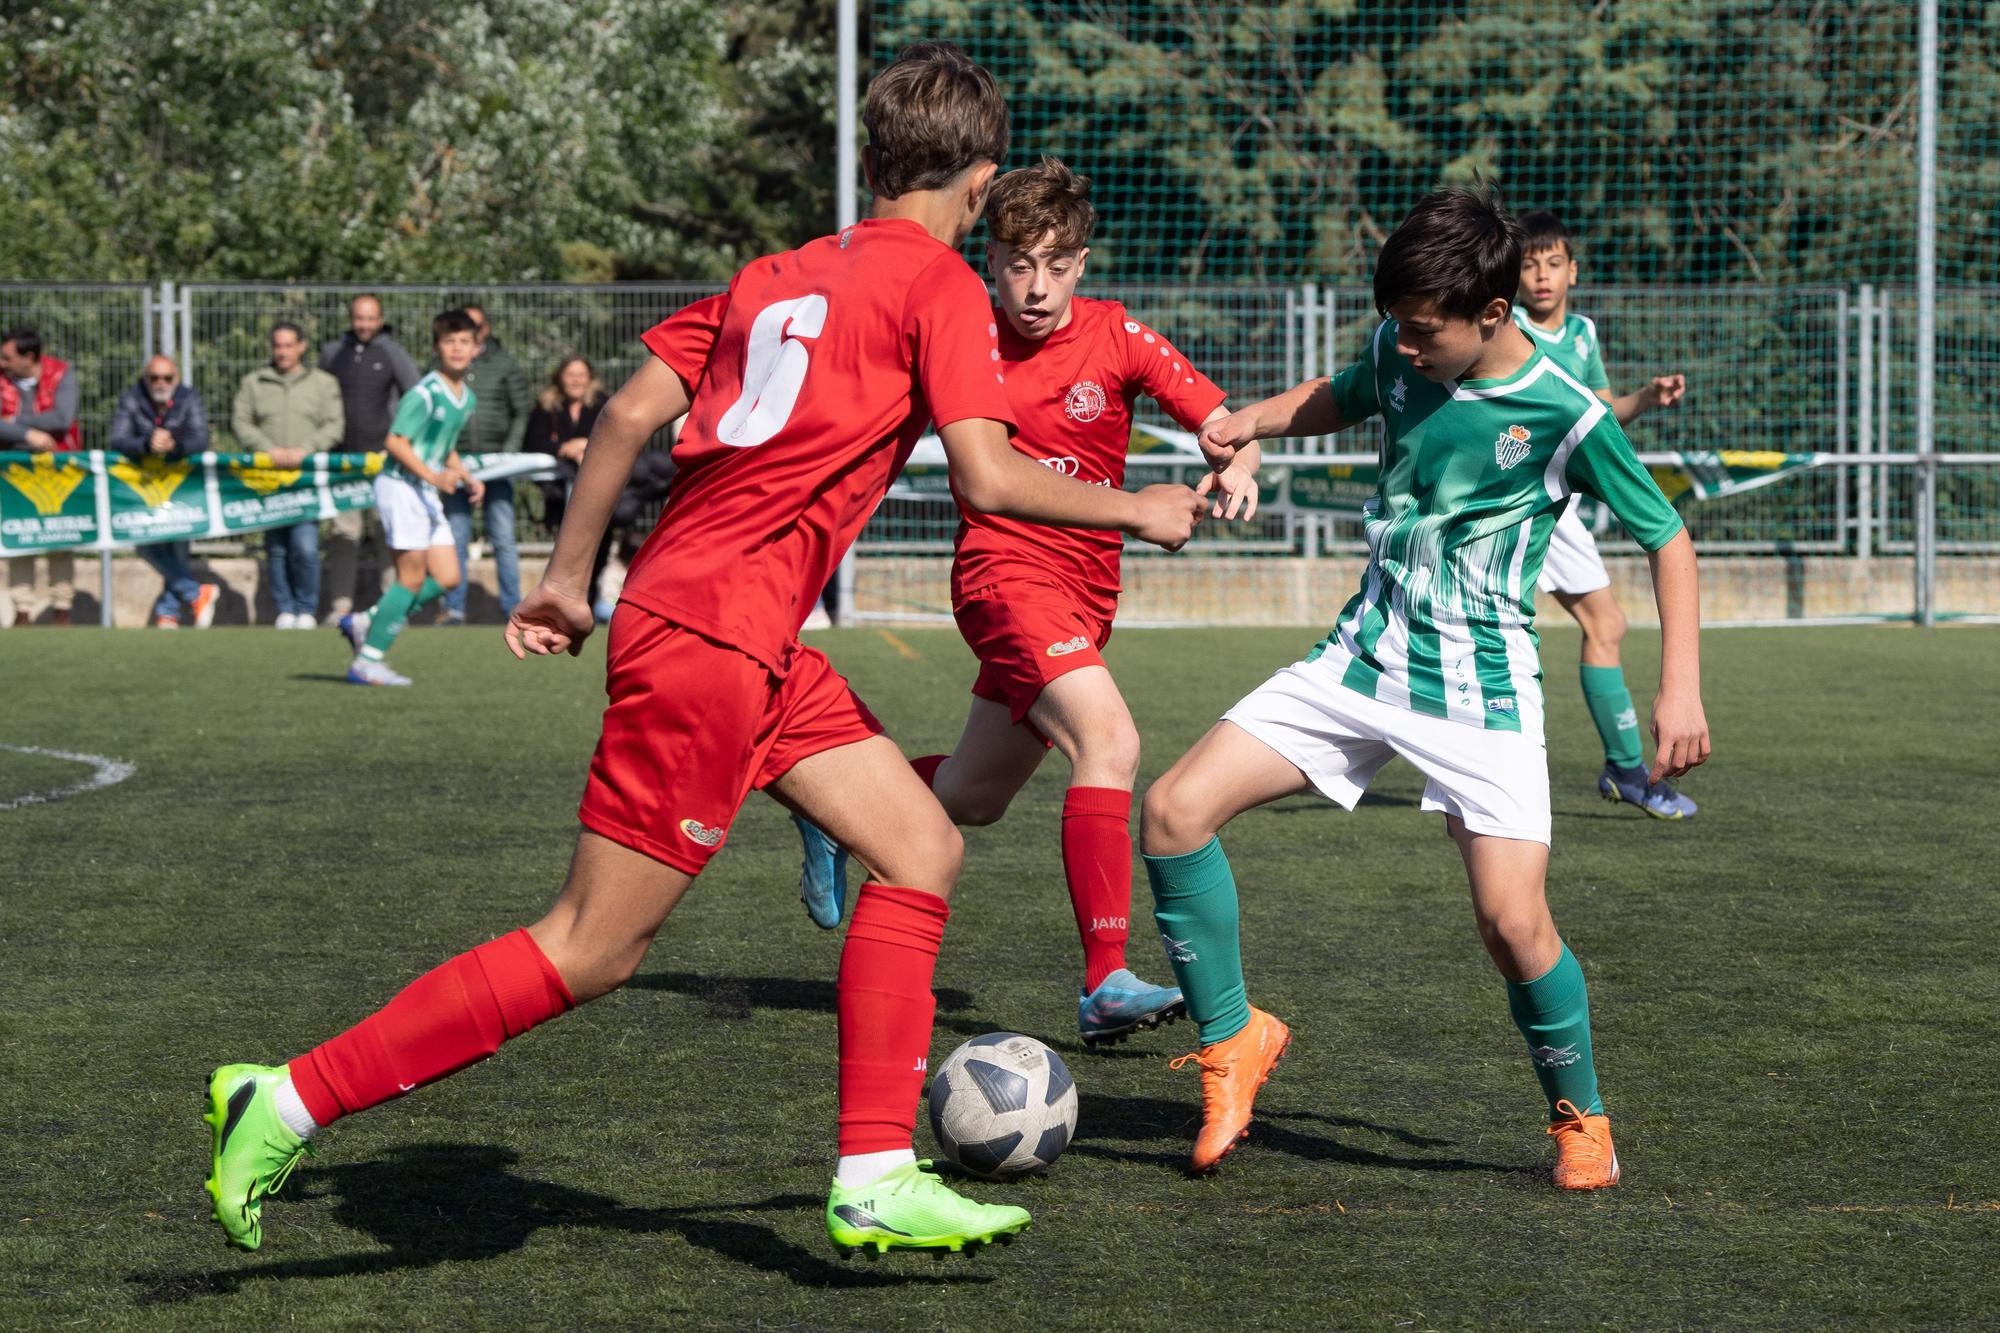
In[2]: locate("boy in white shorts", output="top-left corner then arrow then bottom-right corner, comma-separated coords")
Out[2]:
339,310 -> 483,686
1515,210 -> 1694,817
1140,187 -> 1709,1189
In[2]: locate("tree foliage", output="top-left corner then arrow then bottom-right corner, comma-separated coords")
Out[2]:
0,0 -> 834,281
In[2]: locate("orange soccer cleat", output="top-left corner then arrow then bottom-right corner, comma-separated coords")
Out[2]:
1169,1006 -> 1291,1172
1547,1098 -> 1620,1189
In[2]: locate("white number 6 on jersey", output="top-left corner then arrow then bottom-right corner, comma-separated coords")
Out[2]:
717,294 -> 828,448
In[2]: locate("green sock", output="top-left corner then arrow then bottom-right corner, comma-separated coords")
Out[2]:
1506,945 -> 1603,1118
413,575 -> 444,608
1143,837 -> 1250,1046
1580,663 -> 1643,769
361,582 -> 419,661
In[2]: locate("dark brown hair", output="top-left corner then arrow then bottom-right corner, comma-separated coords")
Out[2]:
432,308 -> 478,343
862,41 -> 1010,200
1374,183 -> 1523,320
1519,209 -> 1575,259
985,155 -> 1096,251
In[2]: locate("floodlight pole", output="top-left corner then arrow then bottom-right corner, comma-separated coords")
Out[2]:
1914,0 -> 1939,625
834,0 -> 860,625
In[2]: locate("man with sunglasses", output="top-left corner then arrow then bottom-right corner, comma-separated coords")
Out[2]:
109,355 -> 220,628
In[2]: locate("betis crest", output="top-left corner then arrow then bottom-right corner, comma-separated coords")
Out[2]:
1495,424 -> 1532,470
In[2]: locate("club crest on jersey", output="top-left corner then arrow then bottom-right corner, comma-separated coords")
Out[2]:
1495,424 -> 1532,470
678,818 -> 725,847
1046,635 -> 1091,658
1389,375 -> 1407,413
1063,380 -> 1107,423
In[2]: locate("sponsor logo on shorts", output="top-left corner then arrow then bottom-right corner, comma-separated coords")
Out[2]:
1161,933 -> 1198,964
1046,635 -> 1091,658
1486,696 -> 1518,713
1389,375 -> 1407,413
1532,1043 -> 1581,1069
1063,380 -> 1107,423
1495,424 -> 1532,470
678,818 -> 725,847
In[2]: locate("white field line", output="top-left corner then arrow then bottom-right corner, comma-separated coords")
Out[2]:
0,745 -> 136,811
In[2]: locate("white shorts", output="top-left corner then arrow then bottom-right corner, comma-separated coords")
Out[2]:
1536,497 -> 1611,597
1223,658 -> 1552,844
374,472 -> 452,551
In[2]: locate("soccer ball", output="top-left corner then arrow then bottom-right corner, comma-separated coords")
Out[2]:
927,1032 -> 1079,1179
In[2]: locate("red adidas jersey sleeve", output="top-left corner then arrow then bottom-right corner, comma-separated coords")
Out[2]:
1118,312 -> 1227,430
906,254 -> 1016,431
641,292 -> 731,395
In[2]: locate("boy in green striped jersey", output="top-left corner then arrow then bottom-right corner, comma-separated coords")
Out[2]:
338,309 -> 482,686
1142,187 -> 1709,1189
1515,210 -> 1694,818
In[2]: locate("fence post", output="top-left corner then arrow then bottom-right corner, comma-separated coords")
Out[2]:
830,0 -> 861,626
1855,285 -> 1872,559
1914,0 -> 1939,625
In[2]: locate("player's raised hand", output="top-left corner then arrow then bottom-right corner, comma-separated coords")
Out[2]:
506,581 -> 596,659
1129,483 -> 1207,552
1647,374 -> 1687,412
1197,408 -> 1262,471
1648,689 -> 1710,781
1195,438 -> 1262,520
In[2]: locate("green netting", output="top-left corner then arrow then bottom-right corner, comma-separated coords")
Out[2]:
874,1 -> 1996,287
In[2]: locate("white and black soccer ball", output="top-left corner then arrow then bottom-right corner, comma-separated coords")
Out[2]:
927,1032 -> 1079,1179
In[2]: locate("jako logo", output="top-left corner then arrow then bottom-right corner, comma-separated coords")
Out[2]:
1063,381 -> 1107,423
1046,635 -> 1090,657
678,818 -> 724,847
1089,916 -> 1128,932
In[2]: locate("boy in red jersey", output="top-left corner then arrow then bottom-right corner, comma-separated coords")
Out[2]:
795,157 -> 1260,1049
201,44 -> 1206,1258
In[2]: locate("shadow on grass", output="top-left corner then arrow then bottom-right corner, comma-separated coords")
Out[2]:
131,1144 -> 992,1305
286,673 -> 359,685
1067,1091 -> 1526,1178
627,972 -> 996,1038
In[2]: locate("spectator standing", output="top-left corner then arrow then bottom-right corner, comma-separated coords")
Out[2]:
233,322 -> 343,628
109,355 -> 220,629
0,327 -> 82,626
319,294 -> 419,625
523,355 -> 605,532
439,304 -> 529,624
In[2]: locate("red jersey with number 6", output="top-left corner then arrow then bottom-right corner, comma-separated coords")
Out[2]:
951,297 -> 1227,621
621,218 -> 1015,673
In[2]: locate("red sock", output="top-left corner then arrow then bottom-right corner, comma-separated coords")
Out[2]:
837,883 -> 948,1154
1062,786 -> 1133,992
910,754 -> 947,789
288,929 -> 574,1127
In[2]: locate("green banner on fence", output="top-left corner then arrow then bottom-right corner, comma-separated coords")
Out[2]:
0,452 -> 556,555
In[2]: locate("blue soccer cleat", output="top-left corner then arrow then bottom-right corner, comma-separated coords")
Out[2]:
1078,967 -> 1187,1048
794,813 -> 849,929
1598,763 -> 1690,820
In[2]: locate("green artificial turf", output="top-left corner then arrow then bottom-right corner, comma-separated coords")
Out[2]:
3,622 -> 1996,1328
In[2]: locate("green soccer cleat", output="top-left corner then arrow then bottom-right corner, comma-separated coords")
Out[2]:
203,1063 -> 312,1251
825,1160 -> 1031,1255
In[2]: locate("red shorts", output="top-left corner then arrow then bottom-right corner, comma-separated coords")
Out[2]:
955,581 -> 1114,739
579,604 -> 883,875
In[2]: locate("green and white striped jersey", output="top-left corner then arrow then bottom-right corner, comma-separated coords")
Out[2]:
387,371 -> 476,480
1311,322 -> 1682,735
1510,307 -> 1610,390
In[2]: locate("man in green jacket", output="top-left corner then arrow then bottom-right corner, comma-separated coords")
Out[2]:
233,321 -> 344,628
440,303 -> 531,623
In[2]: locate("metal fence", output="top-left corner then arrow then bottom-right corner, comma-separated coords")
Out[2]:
0,283 -> 154,449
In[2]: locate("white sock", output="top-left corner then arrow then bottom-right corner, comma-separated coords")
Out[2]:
834,1148 -> 915,1188
273,1076 -> 320,1140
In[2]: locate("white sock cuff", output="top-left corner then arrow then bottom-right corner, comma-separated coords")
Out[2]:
273,1076 -> 321,1139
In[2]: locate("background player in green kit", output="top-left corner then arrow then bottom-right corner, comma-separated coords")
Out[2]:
1143,187 -> 1710,1187
338,309 -> 483,686
1515,210 -> 1694,818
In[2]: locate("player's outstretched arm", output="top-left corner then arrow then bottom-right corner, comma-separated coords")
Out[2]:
1604,374 -> 1686,426
1198,377 -> 1347,468
507,358 -> 691,659
1646,528 -> 1709,781
940,417 -> 1205,551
